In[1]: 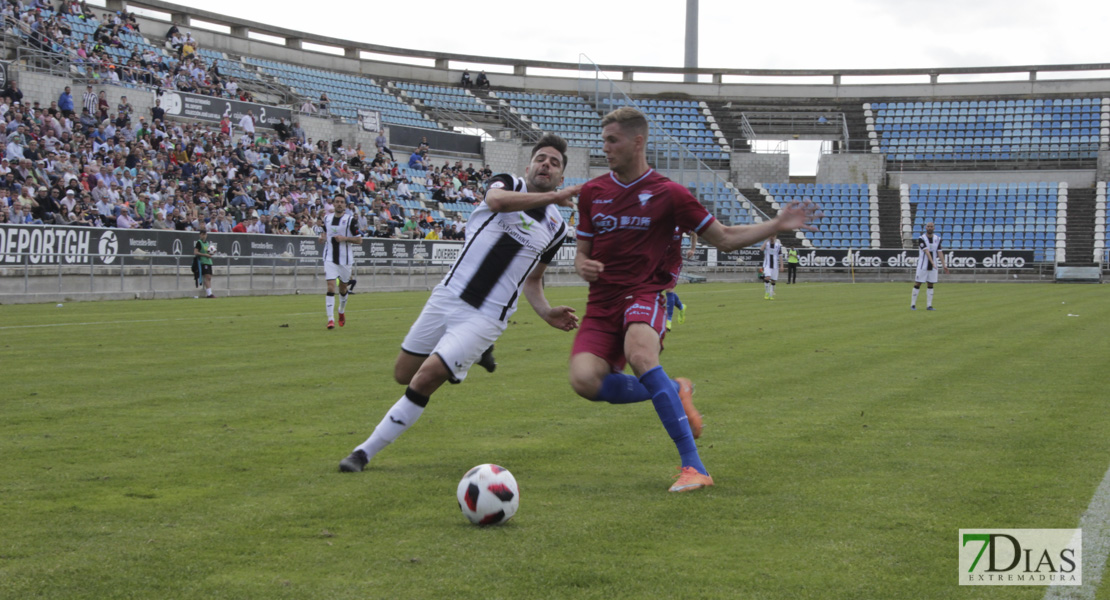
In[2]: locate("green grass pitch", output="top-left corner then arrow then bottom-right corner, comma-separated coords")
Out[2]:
1,282 -> 1108,599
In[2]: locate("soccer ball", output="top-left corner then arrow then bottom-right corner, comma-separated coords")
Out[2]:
208,243 -> 217,254
456,464 -> 519,526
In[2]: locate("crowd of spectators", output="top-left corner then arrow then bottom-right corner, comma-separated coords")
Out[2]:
0,78 -> 494,241
0,1 -> 501,241
2,1 -> 257,103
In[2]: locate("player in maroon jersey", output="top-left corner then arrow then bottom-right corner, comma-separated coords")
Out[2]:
569,107 -> 819,492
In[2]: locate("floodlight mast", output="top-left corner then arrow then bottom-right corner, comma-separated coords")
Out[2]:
684,0 -> 698,83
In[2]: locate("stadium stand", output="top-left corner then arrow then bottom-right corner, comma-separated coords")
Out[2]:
758,183 -> 878,248
494,91 -> 600,149
3,0 -> 1109,273
389,81 -> 491,115
245,58 -> 441,129
594,97 -> 729,161
866,98 -> 1108,163
0,0 -> 484,240
904,183 -> 1063,261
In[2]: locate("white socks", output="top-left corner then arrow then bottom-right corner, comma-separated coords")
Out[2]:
338,292 -> 348,314
911,288 -> 920,307
326,294 -> 335,320
205,287 -> 212,296
927,288 -> 934,308
355,395 -> 426,460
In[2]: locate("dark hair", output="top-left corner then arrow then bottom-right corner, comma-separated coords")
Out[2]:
530,133 -> 568,168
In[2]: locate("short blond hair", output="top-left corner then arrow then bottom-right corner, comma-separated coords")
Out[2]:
601,107 -> 649,138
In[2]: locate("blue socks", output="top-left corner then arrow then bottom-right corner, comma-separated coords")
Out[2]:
640,366 -> 706,475
597,373 -> 650,404
665,292 -> 685,321
596,373 -> 683,404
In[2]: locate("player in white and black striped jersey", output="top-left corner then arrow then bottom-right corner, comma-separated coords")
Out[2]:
320,195 -> 361,329
911,221 -> 948,310
761,234 -> 784,300
339,134 -> 582,473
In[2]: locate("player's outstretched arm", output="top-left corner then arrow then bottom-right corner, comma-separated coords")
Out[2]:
574,237 -> 604,282
700,200 -> 821,253
486,184 -> 582,213
522,263 -> 579,332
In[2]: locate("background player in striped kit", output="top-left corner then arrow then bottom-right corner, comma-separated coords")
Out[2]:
761,234 -> 784,300
339,134 -> 581,473
320,195 -> 361,329
911,221 -> 948,310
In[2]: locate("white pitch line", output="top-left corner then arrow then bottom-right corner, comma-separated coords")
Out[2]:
1044,460 -> 1110,600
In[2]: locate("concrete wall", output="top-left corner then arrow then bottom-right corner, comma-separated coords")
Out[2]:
564,147 -> 590,181
13,71 -> 82,113
816,153 -> 886,185
889,169 -> 1097,188
1096,151 -> 1110,182
730,152 -> 789,187
482,139 -> 524,178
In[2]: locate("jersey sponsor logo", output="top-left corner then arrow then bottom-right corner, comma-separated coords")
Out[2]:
592,213 -> 618,234
593,198 -> 613,204
546,216 -> 560,234
519,214 -> 534,232
591,213 -> 652,234
638,191 -> 654,206
489,181 -> 505,190
619,215 -> 651,230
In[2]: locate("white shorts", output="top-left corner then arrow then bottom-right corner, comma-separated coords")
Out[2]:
915,268 -> 939,284
401,286 -> 507,383
324,262 -> 352,282
763,267 -> 779,281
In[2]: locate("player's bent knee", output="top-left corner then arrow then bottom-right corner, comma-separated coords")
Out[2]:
568,364 -> 603,400
569,375 -> 600,400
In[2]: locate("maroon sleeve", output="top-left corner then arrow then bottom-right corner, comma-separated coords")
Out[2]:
670,182 -> 716,234
576,182 -> 595,239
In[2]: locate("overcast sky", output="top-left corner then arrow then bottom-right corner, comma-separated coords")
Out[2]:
147,0 -> 1110,174
176,0 -> 1110,71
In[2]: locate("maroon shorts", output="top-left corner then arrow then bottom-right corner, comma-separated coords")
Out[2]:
571,291 -> 667,372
